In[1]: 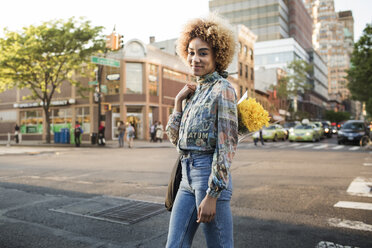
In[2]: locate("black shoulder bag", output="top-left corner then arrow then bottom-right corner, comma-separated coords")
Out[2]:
165,155 -> 182,211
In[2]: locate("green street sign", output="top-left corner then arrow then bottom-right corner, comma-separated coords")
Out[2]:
91,56 -> 120,67
100,85 -> 108,94
88,81 -> 98,85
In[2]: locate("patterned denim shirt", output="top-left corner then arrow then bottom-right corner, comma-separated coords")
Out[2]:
166,71 -> 238,198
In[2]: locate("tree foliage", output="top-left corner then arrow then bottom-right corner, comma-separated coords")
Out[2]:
324,110 -> 351,123
346,24 -> 372,116
0,17 -> 105,143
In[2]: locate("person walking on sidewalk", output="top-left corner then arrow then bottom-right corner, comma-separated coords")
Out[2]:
118,121 -> 126,148
254,129 -> 264,146
155,121 -> 164,142
165,14 -> 237,248
74,121 -> 83,147
98,121 -> 105,146
14,124 -> 20,144
126,123 -> 135,148
150,121 -> 157,142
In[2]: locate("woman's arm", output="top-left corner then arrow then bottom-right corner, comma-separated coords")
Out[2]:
208,83 -> 238,198
165,84 -> 196,146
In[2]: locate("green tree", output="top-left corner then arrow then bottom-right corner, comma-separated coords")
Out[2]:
346,24 -> 372,117
271,59 -> 313,119
0,17 -> 105,143
324,110 -> 351,123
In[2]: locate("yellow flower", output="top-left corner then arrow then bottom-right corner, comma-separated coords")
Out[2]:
238,98 -> 270,133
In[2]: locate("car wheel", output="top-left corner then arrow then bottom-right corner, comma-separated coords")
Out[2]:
273,134 -> 278,142
338,140 -> 343,145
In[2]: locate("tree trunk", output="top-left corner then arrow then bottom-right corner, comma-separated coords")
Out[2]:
43,106 -> 51,144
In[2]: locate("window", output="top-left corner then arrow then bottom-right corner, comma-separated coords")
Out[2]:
244,46 -> 248,56
103,66 -> 120,95
20,110 -> 43,133
239,63 -> 242,76
76,107 -> 90,133
245,65 -> 248,78
251,68 -> 254,81
240,86 -> 243,98
149,64 -> 159,96
50,108 -> 72,132
249,49 -> 254,61
0,110 -> 17,122
163,68 -> 188,82
126,63 -> 143,94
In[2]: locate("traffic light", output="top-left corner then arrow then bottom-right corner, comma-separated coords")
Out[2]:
118,35 -> 124,49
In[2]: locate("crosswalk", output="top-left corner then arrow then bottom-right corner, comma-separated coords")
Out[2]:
237,142 -> 366,152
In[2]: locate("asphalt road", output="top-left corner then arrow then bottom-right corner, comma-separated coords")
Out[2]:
0,140 -> 371,248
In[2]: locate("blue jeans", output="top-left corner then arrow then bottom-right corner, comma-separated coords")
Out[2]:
118,132 -> 124,147
166,152 -> 233,248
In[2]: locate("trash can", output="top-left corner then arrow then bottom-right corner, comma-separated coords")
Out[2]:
91,133 -> 97,145
60,128 -> 70,144
54,132 -> 61,143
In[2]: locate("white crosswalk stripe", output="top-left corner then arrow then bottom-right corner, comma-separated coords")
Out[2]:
313,144 -> 328,150
349,146 -> 360,151
287,143 -> 301,147
328,218 -> 372,232
363,163 -> 372,166
334,201 -> 372,211
295,144 -> 314,149
332,145 -> 344,150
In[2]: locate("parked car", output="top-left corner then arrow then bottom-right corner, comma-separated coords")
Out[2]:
321,121 -> 333,138
312,121 -> 324,139
283,121 -> 300,139
337,120 -> 370,145
288,124 -> 320,142
262,124 -> 287,141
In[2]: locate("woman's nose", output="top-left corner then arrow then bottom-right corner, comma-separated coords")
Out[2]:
192,55 -> 200,63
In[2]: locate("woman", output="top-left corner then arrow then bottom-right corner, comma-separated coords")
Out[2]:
166,14 -> 238,248
126,123 -> 135,148
118,121 -> 126,147
155,121 -> 164,142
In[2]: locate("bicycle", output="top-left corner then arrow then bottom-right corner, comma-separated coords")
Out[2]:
360,134 -> 371,149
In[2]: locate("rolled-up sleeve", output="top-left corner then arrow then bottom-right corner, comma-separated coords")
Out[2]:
166,111 -> 183,146
207,84 -> 238,198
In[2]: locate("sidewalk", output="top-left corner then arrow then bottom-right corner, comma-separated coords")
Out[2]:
0,139 -> 174,155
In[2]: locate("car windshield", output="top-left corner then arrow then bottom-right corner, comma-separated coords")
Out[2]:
265,126 -> 276,130
295,125 -> 313,130
342,122 -> 364,131
314,123 -> 320,127
283,123 -> 296,128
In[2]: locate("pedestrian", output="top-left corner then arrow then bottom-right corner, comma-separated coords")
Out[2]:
150,121 -> 156,142
14,124 -> 20,144
155,121 -> 163,142
98,121 -> 105,146
126,123 -> 135,148
254,129 -> 264,146
118,121 -> 126,147
165,14 -> 237,248
74,121 -> 83,147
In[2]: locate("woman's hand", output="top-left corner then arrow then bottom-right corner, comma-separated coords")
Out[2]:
175,84 -> 196,112
197,195 -> 217,223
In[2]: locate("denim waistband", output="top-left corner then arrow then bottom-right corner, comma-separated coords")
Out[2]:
178,149 -> 214,156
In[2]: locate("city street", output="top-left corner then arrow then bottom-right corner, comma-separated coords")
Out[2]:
0,138 -> 371,248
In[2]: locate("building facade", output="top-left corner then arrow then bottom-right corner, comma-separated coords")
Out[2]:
304,0 -> 352,105
0,39 -> 194,142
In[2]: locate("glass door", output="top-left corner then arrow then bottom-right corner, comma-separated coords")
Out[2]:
112,113 -> 121,140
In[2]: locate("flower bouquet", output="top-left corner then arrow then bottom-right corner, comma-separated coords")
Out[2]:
237,92 -> 270,143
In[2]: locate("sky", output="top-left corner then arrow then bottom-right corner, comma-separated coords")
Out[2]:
0,0 -> 371,43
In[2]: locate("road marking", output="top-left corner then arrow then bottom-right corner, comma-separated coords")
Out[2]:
363,163 -> 372,166
332,145 -> 344,150
349,146 -> 360,151
313,144 -> 328,150
334,201 -> 372,211
287,143 -> 300,147
347,177 -> 372,197
296,144 -> 314,149
328,218 -> 372,232
316,241 -> 360,248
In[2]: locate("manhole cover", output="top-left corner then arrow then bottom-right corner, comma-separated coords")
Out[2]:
50,196 -> 165,225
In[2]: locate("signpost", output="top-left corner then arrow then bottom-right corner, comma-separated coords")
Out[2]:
91,56 -> 121,145
91,56 -> 120,67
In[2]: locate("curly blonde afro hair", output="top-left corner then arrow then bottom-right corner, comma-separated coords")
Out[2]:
177,14 -> 236,73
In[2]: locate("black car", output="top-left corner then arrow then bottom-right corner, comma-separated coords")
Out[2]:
337,120 -> 370,145
321,121 -> 333,138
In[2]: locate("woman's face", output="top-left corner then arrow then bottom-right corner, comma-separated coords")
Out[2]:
187,37 -> 216,76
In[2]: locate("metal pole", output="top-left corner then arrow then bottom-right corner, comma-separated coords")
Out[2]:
7,132 -> 11,147
97,65 -> 102,145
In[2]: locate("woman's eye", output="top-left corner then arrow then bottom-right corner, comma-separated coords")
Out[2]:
188,51 -> 194,55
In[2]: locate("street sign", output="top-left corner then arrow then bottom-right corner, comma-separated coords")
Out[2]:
100,85 -> 108,94
88,81 -> 98,85
106,74 -> 120,81
91,56 -> 120,67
